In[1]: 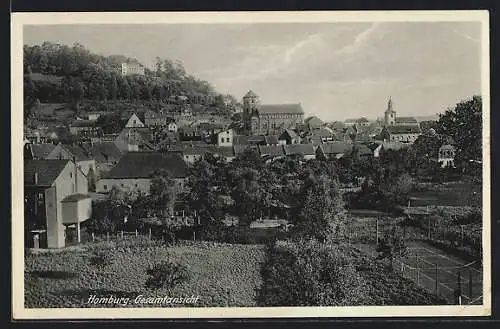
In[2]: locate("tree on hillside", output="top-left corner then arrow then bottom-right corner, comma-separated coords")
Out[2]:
149,169 -> 178,217
436,96 -> 482,167
293,176 -> 345,242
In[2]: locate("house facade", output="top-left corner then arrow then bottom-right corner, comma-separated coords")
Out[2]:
379,125 -> 422,143
436,144 -> 456,168
24,159 -> 91,248
242,90 -> 304,135
46,143 -> 96,177
217,129 -> 234,147
96,152 -> 187,194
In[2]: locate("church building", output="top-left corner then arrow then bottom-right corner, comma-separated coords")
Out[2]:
242,90 -> 304,135
380,97 -> 421,143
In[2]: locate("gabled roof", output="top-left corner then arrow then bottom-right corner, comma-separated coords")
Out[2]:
354,143 -> 373,156
63,145 -> 93,161
279,129 -> 299,140
311,127 -> 336,138
305,116 -> 324,127
395,117 -> 418,124
318,142 -> 351,155
89,142 -> 123,162
243,90 -> 258,98
379,141 -> 409,151
29,143 -> 56,159
104,152 -> 186,179
259,145 -> 285,157
258,104 -> 304,115
284,144 -> 315,156
386,125 -> 422,134
24,159 -> 70,187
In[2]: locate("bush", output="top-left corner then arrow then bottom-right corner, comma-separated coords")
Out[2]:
258,240 -> 368,306
89,250 -> 114,269
145,260 -> 191,290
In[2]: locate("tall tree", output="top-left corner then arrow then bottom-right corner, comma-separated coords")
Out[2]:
437,95 -> 482,166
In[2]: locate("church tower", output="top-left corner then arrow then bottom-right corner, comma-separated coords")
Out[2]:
384,97 -> 396,126
242,90 -> 259,133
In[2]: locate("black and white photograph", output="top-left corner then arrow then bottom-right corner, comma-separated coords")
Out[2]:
11,11 -> 490,318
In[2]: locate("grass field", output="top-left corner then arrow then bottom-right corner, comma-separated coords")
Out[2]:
410,181 -> 481,207
25,239 -> 266,308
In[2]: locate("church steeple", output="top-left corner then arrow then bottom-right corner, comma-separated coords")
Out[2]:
384,96 -> 396,126
386,96 -> 394,113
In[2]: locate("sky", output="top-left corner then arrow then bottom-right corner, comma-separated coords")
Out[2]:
24,22 -> 482,121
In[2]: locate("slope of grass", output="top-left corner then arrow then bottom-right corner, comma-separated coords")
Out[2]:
25,238 -> 266,308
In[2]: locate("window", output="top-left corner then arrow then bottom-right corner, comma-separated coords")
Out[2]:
226,138 -> 230,143
104,185 -> 108,190
121,184 -> 124,187
135,184 -> 138,188
70,172 -> 73,178
38,193 -> 44,200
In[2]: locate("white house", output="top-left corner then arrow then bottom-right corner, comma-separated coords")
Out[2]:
437,144 -> 456,168
24,159 -> 91,248
217,129 -> 234,147
167,122 -> 178,133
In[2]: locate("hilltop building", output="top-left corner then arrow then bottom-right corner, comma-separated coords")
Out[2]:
242,90 -> 304,135
121,62 -> 145,76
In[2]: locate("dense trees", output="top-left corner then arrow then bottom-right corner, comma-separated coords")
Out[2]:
23,42 -> 234,114
436,95 -> 482,168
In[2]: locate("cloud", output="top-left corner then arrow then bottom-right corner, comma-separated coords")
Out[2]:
334,22 -> 382,55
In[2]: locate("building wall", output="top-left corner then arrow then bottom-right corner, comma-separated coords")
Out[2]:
62,198 -> 92,225
389,133 -> 420,143
250,113 -> 304,135
45,161 -> 88,248
96,178 -> 185,194
217,130 -> 233,147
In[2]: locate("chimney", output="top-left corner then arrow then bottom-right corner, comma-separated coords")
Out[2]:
33,172 -> 38,185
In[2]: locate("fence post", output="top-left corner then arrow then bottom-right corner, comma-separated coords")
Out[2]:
456,271 -> 462,305
469,270 -> 473,302
435,264 -> 439,295
121,230 -> 124,239
428,217 -> 431,240
461,225 -> 464,247
135,229 -> 138,237
376,218 -> 379,245
106,232 -> 109,242
92,232 -> 95,242
416,252 -> 420,286
149,227 -> 152,240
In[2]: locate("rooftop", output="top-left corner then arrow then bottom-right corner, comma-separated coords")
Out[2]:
104,152 -> 187,179
284,144 -> 315,156
61,193 -> 92,203
258,103 -> 304,115
24,159 -> 70,187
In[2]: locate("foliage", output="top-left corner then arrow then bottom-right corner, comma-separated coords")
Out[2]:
436,95 -> 482,166
292,176 -> 345,241
258,240 -> 446,306
145,260 -> 191,290
23,42 -> 232,113
258,240 -> 368,306
149,169 -> 178,217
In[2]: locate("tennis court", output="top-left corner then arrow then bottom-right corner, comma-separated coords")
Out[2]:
395,242 -> 483,305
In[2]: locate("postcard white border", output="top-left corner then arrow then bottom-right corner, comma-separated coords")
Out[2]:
11,10 -> 491,319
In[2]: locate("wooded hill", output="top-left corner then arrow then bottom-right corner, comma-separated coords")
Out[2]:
23,42 -> 237,116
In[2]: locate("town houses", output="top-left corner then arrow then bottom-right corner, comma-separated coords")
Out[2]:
23,92 -> 450,249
